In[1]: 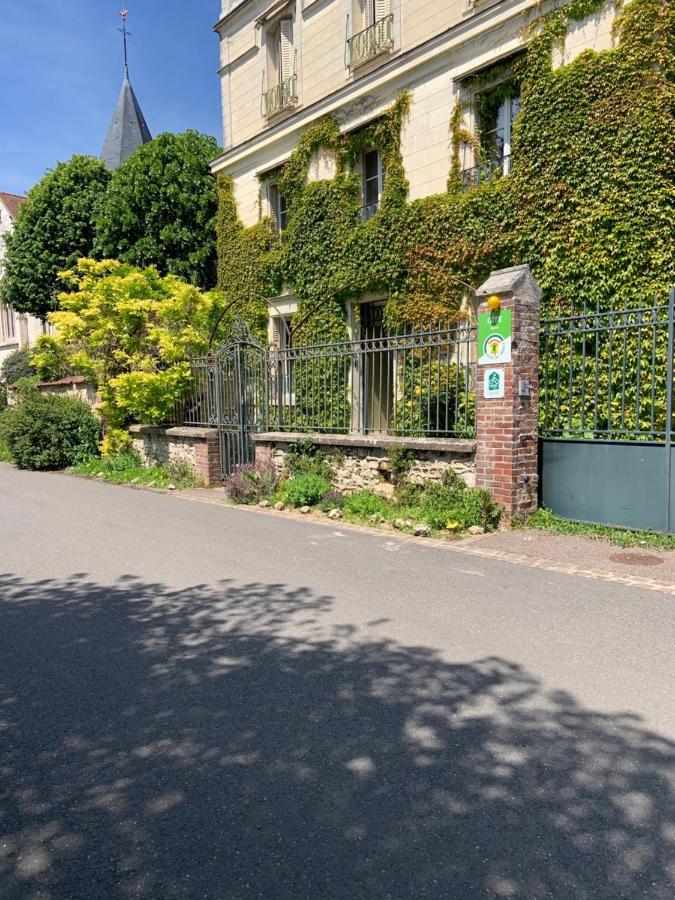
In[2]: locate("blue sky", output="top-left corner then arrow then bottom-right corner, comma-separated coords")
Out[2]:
0,1 -> 223,196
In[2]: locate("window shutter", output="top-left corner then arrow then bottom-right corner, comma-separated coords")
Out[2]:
272,316 -> 283,348
375,0 -> 389,21
362,0 -> 375,28
279,19 -> 294,81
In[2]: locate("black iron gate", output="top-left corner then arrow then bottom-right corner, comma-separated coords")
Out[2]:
539,287 -> 675,533
178,329 -> 268,477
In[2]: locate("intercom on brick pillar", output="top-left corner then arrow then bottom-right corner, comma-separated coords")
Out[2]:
474,265 -> 543,520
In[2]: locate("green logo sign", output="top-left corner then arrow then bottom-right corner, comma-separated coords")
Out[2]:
478,309 -> 512,366
488,371 -> 500,391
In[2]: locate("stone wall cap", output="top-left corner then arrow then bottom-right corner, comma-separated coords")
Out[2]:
129,424 -> 219,440
476,264 -> 543,301
254,432 -> 476,454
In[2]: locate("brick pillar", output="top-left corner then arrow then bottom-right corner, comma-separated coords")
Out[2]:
193,431 -> 222,485
474,264 -> 542,520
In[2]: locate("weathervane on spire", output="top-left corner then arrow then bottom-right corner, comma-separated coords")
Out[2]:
118,8 -> 131,75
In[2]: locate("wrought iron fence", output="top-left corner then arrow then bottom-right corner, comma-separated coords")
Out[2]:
347,14 -> 394,69
170,321 -> 477,448
539,292 -> 675,442
271,321 -> 477,437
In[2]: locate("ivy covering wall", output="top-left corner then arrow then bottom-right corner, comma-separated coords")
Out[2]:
216,0 -> 675,341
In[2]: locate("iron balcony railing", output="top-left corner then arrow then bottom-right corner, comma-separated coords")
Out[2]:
263,74 -> 298,118
461,154 -> 511,191
270,321 -> 477,437
347,14 -> 394,70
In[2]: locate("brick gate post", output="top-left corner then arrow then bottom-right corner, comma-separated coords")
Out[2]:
474,264 -> 542,520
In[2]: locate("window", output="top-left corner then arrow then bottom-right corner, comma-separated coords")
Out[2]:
461,81 -> 521,189
263,17 -> 297,117
0,303 -> 16,342
362,149 -> 385,221
480,92 -> 520,174
268,183 -> 288,232
347,0 -> 393,69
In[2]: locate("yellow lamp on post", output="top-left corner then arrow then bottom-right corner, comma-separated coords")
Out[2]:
487,293 -> 501,324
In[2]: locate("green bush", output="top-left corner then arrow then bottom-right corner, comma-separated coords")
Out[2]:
0,392 -> 100,471
283,474 -> 331,507
419,474 -> 501,531
344,490 -> 390,519
393,479 -> 423,508
1,348 -> 35,386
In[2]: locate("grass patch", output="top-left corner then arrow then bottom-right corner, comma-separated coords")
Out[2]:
528,508 -> 675,551
0,438 -> 11,463
72,452 -> 202,490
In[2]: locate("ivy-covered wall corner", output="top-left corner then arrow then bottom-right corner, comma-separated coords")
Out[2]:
216,0 -> 675,344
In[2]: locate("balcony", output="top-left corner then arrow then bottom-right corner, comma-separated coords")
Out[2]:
347,14 -> 394,70
263,74 -> 298,119
460,154 -> 511,191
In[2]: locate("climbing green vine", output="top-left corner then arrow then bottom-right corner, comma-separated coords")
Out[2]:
217,0 -> 675,337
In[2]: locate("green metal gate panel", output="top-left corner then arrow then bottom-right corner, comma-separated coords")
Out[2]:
541,439 -> 670,533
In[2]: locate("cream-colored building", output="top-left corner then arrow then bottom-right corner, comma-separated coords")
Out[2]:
211,0 -> 616,333
0,192 -> 49,373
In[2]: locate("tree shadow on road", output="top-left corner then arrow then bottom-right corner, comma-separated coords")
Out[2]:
0,572 -> 673,899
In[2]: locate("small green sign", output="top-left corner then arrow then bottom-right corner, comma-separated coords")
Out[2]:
484,367 -> 505,399
478,309 -> 512,366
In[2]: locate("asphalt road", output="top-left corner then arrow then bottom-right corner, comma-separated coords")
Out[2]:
1,463 -> 674,900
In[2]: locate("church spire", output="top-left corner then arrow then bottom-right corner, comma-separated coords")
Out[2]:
101,8 -> 152,170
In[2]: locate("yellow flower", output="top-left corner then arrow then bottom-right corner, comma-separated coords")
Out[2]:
446,520 -> 460,531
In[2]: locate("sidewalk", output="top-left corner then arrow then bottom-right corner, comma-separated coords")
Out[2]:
458,528 -> 675,592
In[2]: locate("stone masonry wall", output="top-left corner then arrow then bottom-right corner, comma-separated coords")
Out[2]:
129,425 -> 221,485
254,434 -> 476,496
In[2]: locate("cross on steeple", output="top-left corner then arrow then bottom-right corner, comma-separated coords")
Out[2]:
118,8 -> 131,76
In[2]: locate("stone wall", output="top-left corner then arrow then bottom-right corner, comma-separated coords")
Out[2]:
129,425 -> 221,486
254,433 -> 476,496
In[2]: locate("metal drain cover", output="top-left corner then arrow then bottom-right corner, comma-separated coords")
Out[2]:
608,552 -> 665,567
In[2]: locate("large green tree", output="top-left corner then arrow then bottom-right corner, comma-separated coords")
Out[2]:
0,156 -> 110,319
95,130 -> 221,289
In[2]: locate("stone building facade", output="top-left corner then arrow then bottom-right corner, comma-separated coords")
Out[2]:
0,193 -> 49,371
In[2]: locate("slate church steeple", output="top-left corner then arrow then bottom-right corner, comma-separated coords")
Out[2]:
101,9 -> 152,170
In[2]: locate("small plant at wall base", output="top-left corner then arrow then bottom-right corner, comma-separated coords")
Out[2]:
277,474 -> 331,508
223,461 -> 279,505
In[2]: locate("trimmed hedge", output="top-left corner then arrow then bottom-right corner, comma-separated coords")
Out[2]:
0,392 -> 100,470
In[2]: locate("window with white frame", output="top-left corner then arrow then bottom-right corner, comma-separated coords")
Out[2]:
0,303 -> 16,342
348,0 -> 392,69
461,77 -> 521,189
264,17 -> 297,117
268,182 -> 289,232
362,149 -> 385,221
